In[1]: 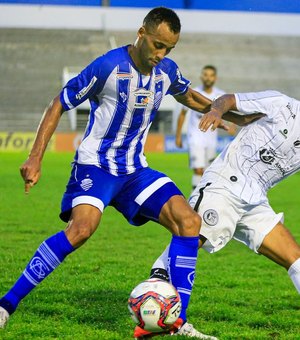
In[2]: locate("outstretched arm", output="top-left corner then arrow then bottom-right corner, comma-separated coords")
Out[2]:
199,94 -> 265,131
175,89 -> 264,128
20,96 -> 64,194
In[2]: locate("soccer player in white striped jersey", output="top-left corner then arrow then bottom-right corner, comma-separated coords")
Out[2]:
151,90 -> 300,302
0,7 -> 254,340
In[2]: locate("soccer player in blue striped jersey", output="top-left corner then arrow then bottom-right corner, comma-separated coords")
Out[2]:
0,7 -> 251,339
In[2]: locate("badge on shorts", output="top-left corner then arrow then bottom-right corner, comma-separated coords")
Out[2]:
203,209 -> 219,226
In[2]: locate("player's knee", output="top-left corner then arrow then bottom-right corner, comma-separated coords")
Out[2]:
66,219 -> 98,247
179,212 -> 201,236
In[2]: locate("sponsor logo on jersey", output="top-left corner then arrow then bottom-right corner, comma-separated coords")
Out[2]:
259,148 -> 276,164
286,103 -> 296,119
279,129 -> 288,139
116,72 -> 133,80
294,140 -> 300,148
176,68 -> 186,85
75,76 -> 97,100
133,88 -> 153,108
203,209 -> 219,226
80,178 -> 93,191
259,148 -> 287,175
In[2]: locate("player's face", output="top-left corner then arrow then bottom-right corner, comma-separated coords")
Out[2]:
201,69 -> 217,88
137,23 -> 179,70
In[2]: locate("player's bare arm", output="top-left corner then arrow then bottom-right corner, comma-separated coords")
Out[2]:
20,96 -> 64,194
175,107 -> 188,148
175,87 -> 211,112
177,89 -> 263,129
200,94 -> 265,131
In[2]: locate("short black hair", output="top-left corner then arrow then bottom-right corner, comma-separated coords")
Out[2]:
143,7 -> 181,34
202,65 -> 217,74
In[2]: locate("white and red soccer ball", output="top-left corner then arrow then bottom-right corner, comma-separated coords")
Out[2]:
128,278 -> 181,332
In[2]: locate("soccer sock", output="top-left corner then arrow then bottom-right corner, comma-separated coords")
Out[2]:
0,231 -> 74,314
168,235 -> 199,322
192,174 -> 202,190
150,245 -> 170,281
288,258 -> 300,293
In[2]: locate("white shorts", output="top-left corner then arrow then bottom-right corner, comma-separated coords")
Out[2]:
189,184 -> 283,254
188,143 -> 216,170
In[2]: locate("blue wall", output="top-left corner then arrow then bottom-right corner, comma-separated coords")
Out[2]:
0,0 -> 101,6
1,0 -> 300,14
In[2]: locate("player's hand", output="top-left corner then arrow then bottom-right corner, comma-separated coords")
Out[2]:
199,109 -> 228,132
175,136 -> 183,148
20,157 -> 42,194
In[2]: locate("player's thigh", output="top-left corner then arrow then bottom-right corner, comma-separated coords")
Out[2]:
189,185 -> 241,253
111,168 -> 183,232
189,144 -> 206,170
60,163 -> 124,223
234,201 -> 283,254
65,204 -> 102,248
258,222 -> 300,269
158,194 -> 201,236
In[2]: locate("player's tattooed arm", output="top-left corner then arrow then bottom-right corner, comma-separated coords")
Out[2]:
20,96 -> 65,194
200,94 -> 265,131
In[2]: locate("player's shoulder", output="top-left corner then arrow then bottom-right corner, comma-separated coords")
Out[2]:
93,45 -> 129,67
158,57 -> 178,73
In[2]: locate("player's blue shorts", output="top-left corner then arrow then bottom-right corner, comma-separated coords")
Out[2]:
60,163 -> 183,226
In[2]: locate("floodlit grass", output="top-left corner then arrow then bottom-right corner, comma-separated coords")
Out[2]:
0,152 -> 299,339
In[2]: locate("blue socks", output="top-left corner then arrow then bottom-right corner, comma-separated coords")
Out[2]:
168,235 -> 199,322
0,231 -> 74,314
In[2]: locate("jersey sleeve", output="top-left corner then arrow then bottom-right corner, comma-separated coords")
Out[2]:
165,60 -> 191,96
234,90 -> 284,117
60,56 -> 108,111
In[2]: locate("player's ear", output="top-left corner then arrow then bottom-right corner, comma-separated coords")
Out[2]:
138,26 -> 146,38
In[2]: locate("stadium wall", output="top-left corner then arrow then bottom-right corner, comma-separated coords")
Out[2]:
0,131 -> 233,154
1,4 -> 300,36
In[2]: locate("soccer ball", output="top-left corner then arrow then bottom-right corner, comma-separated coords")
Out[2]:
128,278 -> 181,333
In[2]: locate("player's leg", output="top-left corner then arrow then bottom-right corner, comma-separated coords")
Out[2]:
157,195 -> 201,321
233,202 -> 300,293
0,164 -> 119,325
112,169 -> 201,322
0,204 -> 101,322
151,184 -> 240,275
258,222 -> 300,293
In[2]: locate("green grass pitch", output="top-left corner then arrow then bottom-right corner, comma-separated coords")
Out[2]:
0,152 -> 299,340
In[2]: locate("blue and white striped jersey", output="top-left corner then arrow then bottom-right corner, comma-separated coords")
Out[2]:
60,45 -> 190,176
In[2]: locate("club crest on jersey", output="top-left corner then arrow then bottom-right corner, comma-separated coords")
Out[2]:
76,76 -> 97,100
134,88 -> 153,108
259,148 -> 276,164
203,209 -> 219,226
116,72 -> 133,80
